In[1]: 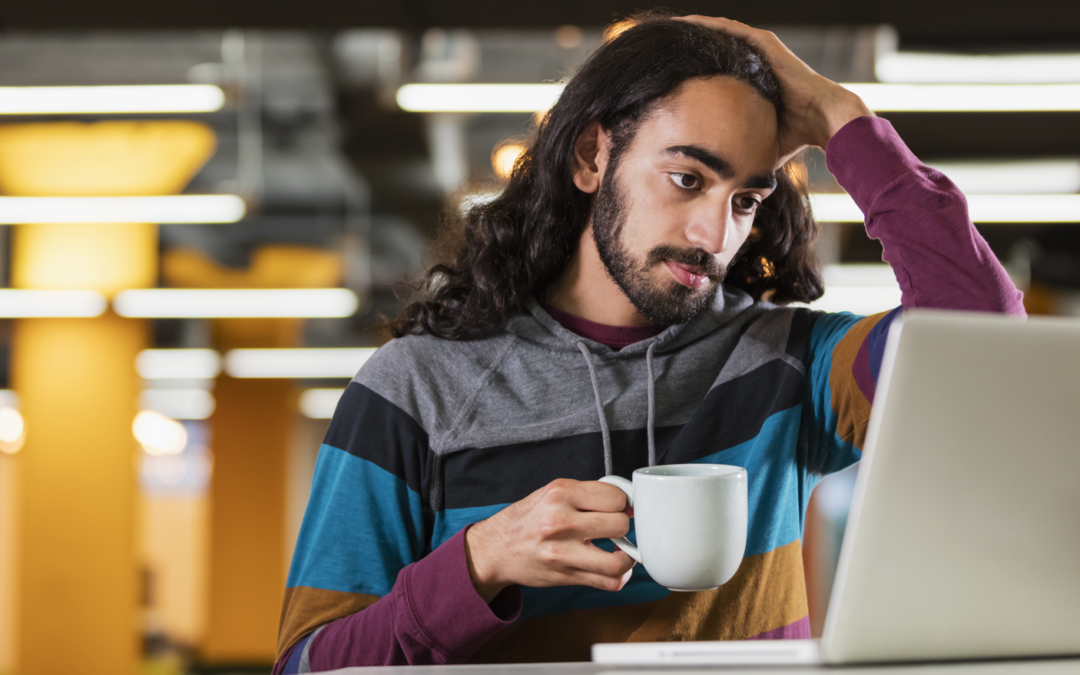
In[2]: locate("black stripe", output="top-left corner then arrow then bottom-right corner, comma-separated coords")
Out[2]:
324,383 -> 431,498
785,308 -> 814,364
442,426 -> 683,510
442,358 -> 805,510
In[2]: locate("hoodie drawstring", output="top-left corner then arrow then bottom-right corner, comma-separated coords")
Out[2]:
577,342 -> 614,476
646,342 -> 657,467
576,341 -> 659,477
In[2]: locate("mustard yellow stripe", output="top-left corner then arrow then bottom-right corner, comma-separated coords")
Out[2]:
276,586 -> 380,661
829,312 -> 890,449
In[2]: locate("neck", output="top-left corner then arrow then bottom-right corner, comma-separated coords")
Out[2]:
546,224 -> 653,327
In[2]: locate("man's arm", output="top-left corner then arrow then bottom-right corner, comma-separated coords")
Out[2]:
274,381 -> 521,673
678,16 -> 1024,474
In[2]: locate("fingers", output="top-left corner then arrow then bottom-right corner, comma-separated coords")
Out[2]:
553,546 -> 637,592
676,15 -> 756,41
544,478 -> 628,513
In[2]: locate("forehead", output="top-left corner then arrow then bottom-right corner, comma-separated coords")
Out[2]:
630,76 -> 780,175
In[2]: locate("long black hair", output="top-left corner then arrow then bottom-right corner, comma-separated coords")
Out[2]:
390,12 -> 824,340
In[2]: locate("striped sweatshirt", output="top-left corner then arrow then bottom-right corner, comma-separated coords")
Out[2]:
275,117 -> 1025,672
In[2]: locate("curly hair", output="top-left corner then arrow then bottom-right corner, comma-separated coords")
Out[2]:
389,12 -> 824,340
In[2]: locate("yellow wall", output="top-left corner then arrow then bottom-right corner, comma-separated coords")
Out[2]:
12,315 -> 146,675
0,120 -> 215,675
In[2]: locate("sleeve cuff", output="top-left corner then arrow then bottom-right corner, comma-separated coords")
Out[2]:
824,116 -> 925,213
399,525 -> 522,659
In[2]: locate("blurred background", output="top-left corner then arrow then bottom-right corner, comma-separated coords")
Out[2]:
0,2 -> 1078,674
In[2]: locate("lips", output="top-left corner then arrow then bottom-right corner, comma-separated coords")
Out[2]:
664,260 -> 712,290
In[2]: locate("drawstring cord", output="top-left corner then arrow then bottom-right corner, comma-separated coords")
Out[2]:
576,341 -> 660,477
576,342 -> 614,476
646,342 -> 656,467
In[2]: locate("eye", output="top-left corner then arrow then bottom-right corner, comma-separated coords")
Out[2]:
668,172 -> 700,190
735,195 -> 762,215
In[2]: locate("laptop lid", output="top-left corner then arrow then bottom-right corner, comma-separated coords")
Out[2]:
821,310 -> 1080,664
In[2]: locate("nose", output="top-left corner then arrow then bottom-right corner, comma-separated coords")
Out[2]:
683,199 -> 735,256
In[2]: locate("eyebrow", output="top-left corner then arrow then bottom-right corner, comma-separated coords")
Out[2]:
665,144 -> 778,191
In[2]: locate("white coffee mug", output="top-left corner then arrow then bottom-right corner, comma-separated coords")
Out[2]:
599,464 -> 748,591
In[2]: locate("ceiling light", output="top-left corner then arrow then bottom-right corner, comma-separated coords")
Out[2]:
136,349 -> 221,380
841,83 -> 1080,112
299,388 -> 346,419
395,82 -> 1080,113
0,289 -> 106,317
0,195 -> 245,224
798,264 -> 902,315
114,289 -> 359,318
396,84 -> 564,112
224,348 -> 377,379
810,193 -> 1080,223
926,160 -> 1080,194
0,85 -> 226,115
140,389 -> 216,420
877,52 -> 1080,84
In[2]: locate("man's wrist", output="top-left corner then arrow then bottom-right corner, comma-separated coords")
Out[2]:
815,85 -> 874,149
464,521 -> 508,604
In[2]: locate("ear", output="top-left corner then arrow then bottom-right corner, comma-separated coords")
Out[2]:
572,121 -> 613,194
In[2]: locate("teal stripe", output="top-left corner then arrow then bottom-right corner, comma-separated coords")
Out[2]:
287,444 -> 426,596
432,503 -> 509,550
692,405 -> 806,557
807,311 -> 867,475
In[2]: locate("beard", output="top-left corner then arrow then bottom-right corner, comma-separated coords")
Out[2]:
591,163 -> 725,326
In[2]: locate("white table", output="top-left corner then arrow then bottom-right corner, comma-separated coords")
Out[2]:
325,657 -> 1080,675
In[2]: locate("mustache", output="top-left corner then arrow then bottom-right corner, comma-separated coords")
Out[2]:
645,245 -> 725,281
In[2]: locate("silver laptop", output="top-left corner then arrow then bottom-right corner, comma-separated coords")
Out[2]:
593,310 -> 1080,666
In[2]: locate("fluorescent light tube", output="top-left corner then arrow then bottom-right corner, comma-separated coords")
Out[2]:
877,52 -> 1080,84
0,195 -> 245,224
136,349 -> 222,380
926,160 -> 1080,194
0,85 -> 226,115
140,389 -> 216,420
224,348 -> 377,379
114,289 -> 359,318
0,289 -> 106,317
841,83 -> 1080,112
397,83 -> 564,112
299,388 -> 346,419
810,193 -> 1080,223
395,82 -> 1080,113
799,264 -> 902,315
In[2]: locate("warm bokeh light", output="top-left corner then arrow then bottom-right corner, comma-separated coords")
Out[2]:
492,142 -> 527,180
132,411 -> 188,456
224,348 -> 377,378
0,408 -> 25,454
554,25 -> 584,49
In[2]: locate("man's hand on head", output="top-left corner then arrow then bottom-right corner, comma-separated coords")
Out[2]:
464,478 -> 637,603
675,15 -> 873,166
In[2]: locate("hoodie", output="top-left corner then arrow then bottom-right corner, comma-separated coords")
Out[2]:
275,116 -> 1025,672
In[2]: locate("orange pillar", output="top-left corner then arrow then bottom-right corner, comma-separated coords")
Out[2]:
162,247 -> 343,665
0,121 -> 215,675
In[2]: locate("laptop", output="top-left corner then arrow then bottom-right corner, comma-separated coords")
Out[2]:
593,310 -> 1080,666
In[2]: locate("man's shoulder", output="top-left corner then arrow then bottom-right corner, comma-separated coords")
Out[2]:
352,330 -> 515,426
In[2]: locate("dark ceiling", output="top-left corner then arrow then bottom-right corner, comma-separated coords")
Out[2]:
3,0 -> 1080,48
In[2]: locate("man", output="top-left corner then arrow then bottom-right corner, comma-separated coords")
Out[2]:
274,14 -> 1024,673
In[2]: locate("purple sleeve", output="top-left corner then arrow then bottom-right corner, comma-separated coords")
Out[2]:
301,526 -> 522,671
825,116 -> 1026,319
824,116 -> 1026,387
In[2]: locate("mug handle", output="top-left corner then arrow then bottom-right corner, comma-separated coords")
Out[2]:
598,475 -> 641,563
